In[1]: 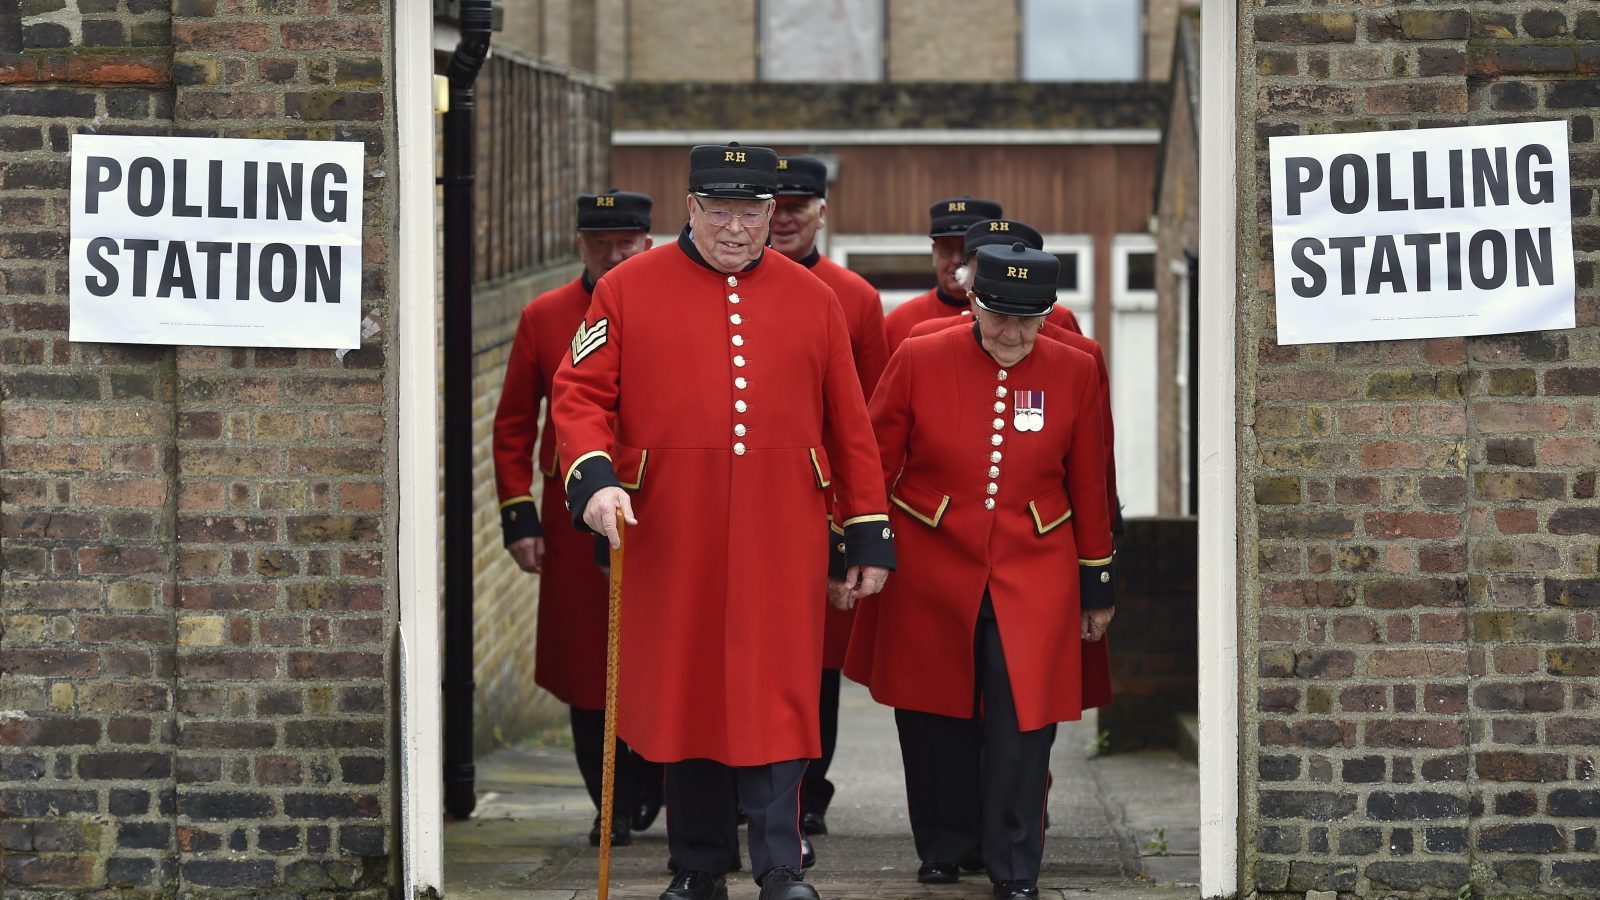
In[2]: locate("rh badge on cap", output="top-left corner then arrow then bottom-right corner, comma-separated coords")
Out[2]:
1013,390 -> 1044,432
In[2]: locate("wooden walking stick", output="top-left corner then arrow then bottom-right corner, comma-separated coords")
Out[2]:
597,510 -> 625,900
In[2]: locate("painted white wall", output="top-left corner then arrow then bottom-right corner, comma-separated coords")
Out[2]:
1110,234 -> 1158,517
396,3 -> 443,895
1198,0 -> 1240,895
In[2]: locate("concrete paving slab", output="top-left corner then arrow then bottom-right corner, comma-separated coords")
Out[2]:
445,682 -> 1200,899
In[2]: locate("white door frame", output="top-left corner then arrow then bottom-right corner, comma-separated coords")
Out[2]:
1197,0 -> 1240,896
395,1 -> 444,895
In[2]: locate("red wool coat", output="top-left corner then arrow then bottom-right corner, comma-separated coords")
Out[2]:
884,286 -> 1081,353
552,236 -> 892,766
802,251 -> 889,668
845,325 -> 1115,731
491,276 -> 611,710
908,314 -> 1120,521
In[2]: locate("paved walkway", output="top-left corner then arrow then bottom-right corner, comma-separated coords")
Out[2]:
444,683 -> 1200,900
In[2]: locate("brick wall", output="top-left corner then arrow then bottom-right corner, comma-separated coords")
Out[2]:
627,0 -> 755,83
1,1 -> 396,895
1155,16 -> 1198,516
886,0 -> 1017,82
439,48 -> 612,755
1239,3 -> 1600,897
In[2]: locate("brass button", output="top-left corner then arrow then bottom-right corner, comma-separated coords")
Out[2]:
734,424 -> 747,437
990,451 -> 1002,463
734,442 -> 746,455
997,370 -> 1008,381
732,335 -> 745,346
727,276 -> 738,287
735,377 -> 748,389
882,527 -> 891,539
988,466 -> 999,478
730,314 -> 742,325
986,483 -> 998,495
993,401 -> 1005,414
996,386 -> 1007,398
992,418 -> 1004,430
734,355 -> 746,367
1100,571 -> 1110,584
991,434 -> 1003,446
984,498 -> 995,510
735,400 -> 748,413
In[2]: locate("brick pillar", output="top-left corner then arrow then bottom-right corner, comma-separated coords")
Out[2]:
1240,4 -> 1600,897
2,0 -> 396,895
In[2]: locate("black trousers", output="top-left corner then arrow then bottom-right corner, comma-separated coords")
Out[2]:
801,667 -> 841,817
896,593 -> 1057,883
570,707 -> 663,821
665,757 -> 807,882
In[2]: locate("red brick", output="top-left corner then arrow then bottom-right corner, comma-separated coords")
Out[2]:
1495,508 -> 1539,535
1474,402 -> 1569,433
79,615 -> 168,644
1365,511 -> 1461,540
1365,83 -> 1468,115
287,651 -> 382,679
279,21 -> 383,51
173,22 -> 274,51
1365,720 -> 1465,749
1368,648 -> 1468,677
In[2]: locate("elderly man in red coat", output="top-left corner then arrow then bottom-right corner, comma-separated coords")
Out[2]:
491,190 -> 661,848
883,199 -> 1080,353
552,143 -> 894,900
846,243 -> 1115,900
769,154 -> 889,839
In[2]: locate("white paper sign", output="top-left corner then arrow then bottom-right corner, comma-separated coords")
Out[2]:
1270,121 -> 1573,345
70,134 -> 364,349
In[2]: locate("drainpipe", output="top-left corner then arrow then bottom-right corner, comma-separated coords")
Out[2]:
440,0 -> 493,822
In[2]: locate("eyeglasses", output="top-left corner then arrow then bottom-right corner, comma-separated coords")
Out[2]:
693,196 -> 769,228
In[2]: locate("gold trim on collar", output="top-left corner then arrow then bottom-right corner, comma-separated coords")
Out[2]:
1029,500 -> 1072,535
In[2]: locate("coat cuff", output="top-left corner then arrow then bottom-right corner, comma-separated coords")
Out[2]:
1079,555 -> 1115,610
565,453 -> 623,533
842,516 -> 896,571
593,534 -> 611,568
828,523 -> 848,581
500,498 -> 542,545
1111,504 -> 1125,536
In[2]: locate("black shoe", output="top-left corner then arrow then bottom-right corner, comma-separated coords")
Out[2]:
800,833 -> 817,869
958,848 -> 986,873
992,880 -> 1039,900
800,811 -> 828,836
589,815 -> 632,847
917,862 -> 959,884
660,871 -> 728,900
757,867 -> 819,900
633,795 -> 663,832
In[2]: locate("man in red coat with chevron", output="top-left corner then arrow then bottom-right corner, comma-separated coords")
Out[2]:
491,189 -> 660,848
552,143 -> 895,900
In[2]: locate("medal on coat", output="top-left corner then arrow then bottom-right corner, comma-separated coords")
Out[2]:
1013,389 -> 1044,432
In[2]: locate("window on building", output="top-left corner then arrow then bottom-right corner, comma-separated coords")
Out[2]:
1021,0 -> 1143,82
760,0 -> 884,82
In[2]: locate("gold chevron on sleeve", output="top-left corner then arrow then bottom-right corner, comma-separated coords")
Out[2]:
570,317 -> 610,365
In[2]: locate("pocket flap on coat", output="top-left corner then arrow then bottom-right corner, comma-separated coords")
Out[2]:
891,478 -> 950,528
809,447 -> 831,490
1029,493 -> 1073,535
614,443 -> 648,490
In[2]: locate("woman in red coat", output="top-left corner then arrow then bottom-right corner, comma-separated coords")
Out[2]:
844,242 -> 1116,900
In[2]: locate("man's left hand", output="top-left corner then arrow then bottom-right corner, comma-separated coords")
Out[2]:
842,565 -> 889,603
1082,607 -> 1115,642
